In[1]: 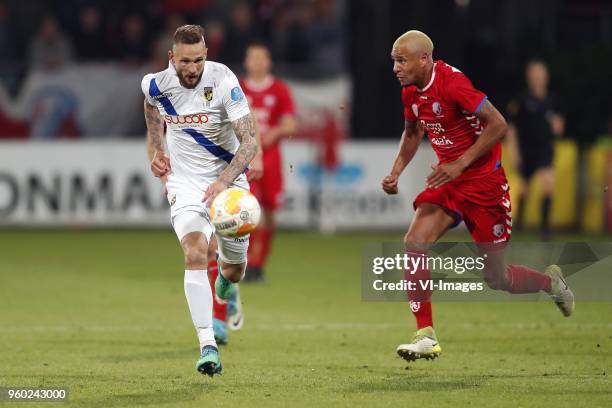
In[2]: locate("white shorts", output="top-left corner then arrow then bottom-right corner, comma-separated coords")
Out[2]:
167,177 -> 250,265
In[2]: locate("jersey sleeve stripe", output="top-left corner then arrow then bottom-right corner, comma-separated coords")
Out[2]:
473,96 -> 488,114
149,78 -> 178,116
182,128 -> 235,164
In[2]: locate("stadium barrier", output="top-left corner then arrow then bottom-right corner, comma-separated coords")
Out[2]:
0,140 -> 585,230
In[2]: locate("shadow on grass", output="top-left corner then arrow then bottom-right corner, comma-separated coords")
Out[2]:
78,382 -> 214,407
95,347 -> 194,363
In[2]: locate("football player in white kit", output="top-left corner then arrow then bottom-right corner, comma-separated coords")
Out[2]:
142,25 -> 258,377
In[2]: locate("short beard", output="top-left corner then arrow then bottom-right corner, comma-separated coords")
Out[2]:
178,72 -> 202,89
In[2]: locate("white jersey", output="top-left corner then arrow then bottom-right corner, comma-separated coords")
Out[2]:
141,61 -> 250,200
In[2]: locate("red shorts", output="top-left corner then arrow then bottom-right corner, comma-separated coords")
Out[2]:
413,168 -> 512,243
250,145 -> 283,210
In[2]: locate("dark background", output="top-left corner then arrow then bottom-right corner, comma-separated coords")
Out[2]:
0,0 -> 610,142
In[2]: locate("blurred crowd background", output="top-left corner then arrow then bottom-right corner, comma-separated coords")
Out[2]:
0,0 -> 611,234
0,0 -> 610,141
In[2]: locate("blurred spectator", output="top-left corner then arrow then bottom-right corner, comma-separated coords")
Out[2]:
204,19 -> 226,61
116,14 -> 149,65
162,0 -> 209,14
221,1 -> 261,65
0,2 -> 15,61
303,0 -> 345,75
73,5 -> 108,61
507,60 -> 564,238
27,15 -> 74,71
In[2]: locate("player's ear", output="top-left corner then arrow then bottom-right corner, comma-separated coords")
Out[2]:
168,50 -> 174,63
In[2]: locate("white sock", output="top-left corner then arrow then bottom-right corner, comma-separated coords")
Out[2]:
184,270 -> 216,350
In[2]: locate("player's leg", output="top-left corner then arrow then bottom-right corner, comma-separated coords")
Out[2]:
206,237 -> 229,344
537,166 -> 555,239
246,148 -> 282,282
214,235 -> 247,295
173,211 -> 222,376
397,202 -> 455,361
464,172 -> 574,316
246,176 -> 264,280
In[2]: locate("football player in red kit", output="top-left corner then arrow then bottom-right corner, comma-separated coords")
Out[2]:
240,42 -> 297,282
383,30 -> 575,362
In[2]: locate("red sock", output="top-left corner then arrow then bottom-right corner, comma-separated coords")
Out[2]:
258,227 -> 274,268
404,250 -> 434,329
207,258 -> 227,321
247,228 -> 263,268
506,264 -> 552,293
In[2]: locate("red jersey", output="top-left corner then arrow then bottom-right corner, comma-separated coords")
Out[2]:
240,76 -> 296,151
402,60 -> 501,180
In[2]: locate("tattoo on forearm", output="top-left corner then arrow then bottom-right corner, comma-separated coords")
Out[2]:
219,113 -> 258,185
144,99 -> 165,151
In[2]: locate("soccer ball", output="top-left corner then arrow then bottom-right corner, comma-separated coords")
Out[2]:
210,187 -> 261,237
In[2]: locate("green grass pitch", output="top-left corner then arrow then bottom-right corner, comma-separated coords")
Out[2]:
0,230 -> 611,407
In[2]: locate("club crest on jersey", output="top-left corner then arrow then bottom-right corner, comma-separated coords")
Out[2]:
493,223 -> 504,238
411,103 -> 419,117
203,87 -> 213,102
432,101 -> 442,116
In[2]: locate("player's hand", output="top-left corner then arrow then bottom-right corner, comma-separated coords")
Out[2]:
203,180 -> 229,207
247,153 -> 264,181
261,129 -> 279,148
382,174 -> 399,194
151,150 -> 171,178
426,160 -> 466,189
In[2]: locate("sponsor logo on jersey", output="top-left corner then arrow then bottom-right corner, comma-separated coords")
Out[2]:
152,92 -> 173,100
263,95 -> 276,107
432,101 -> 442,116
163,113 -> 209,126
231,86 -> 245,102
203,87 -> 213,101
233,237 -> 249,243
421,121 -> 445,135
431,136 -> 453,146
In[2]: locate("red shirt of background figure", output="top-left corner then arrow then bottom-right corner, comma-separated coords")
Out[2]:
402,60 -> 502,181
241,76 -> 296,150
240,76 -> 296,209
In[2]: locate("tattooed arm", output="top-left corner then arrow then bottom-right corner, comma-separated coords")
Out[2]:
203,113 -> 259,205
220,113 -> 258,185
144,99 -> 171,178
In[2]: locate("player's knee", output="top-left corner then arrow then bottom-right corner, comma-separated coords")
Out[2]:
403,232 -> 433,252
184,244 -> 207,268
221,262 -> 246,283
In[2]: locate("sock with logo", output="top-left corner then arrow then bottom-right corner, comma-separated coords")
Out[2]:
207,258 -> 227,321
404,250 -> 434,329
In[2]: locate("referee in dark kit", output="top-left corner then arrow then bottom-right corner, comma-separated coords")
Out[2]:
507,59 -> 565,239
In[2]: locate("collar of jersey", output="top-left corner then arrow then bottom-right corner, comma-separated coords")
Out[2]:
417,62 -> 437,93
245,75 -> 274,92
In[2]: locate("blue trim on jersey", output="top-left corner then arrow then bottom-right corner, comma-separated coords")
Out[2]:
474,96 -> 488,114
149,78 -> 178,116
182,128 -> 235,164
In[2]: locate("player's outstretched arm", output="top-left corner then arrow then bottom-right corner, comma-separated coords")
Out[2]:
144,99 -> 171,179
426,100 -> 508,189
382,119 -> 423,194
203,113 -> 259,205
461,99 -> 508,166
